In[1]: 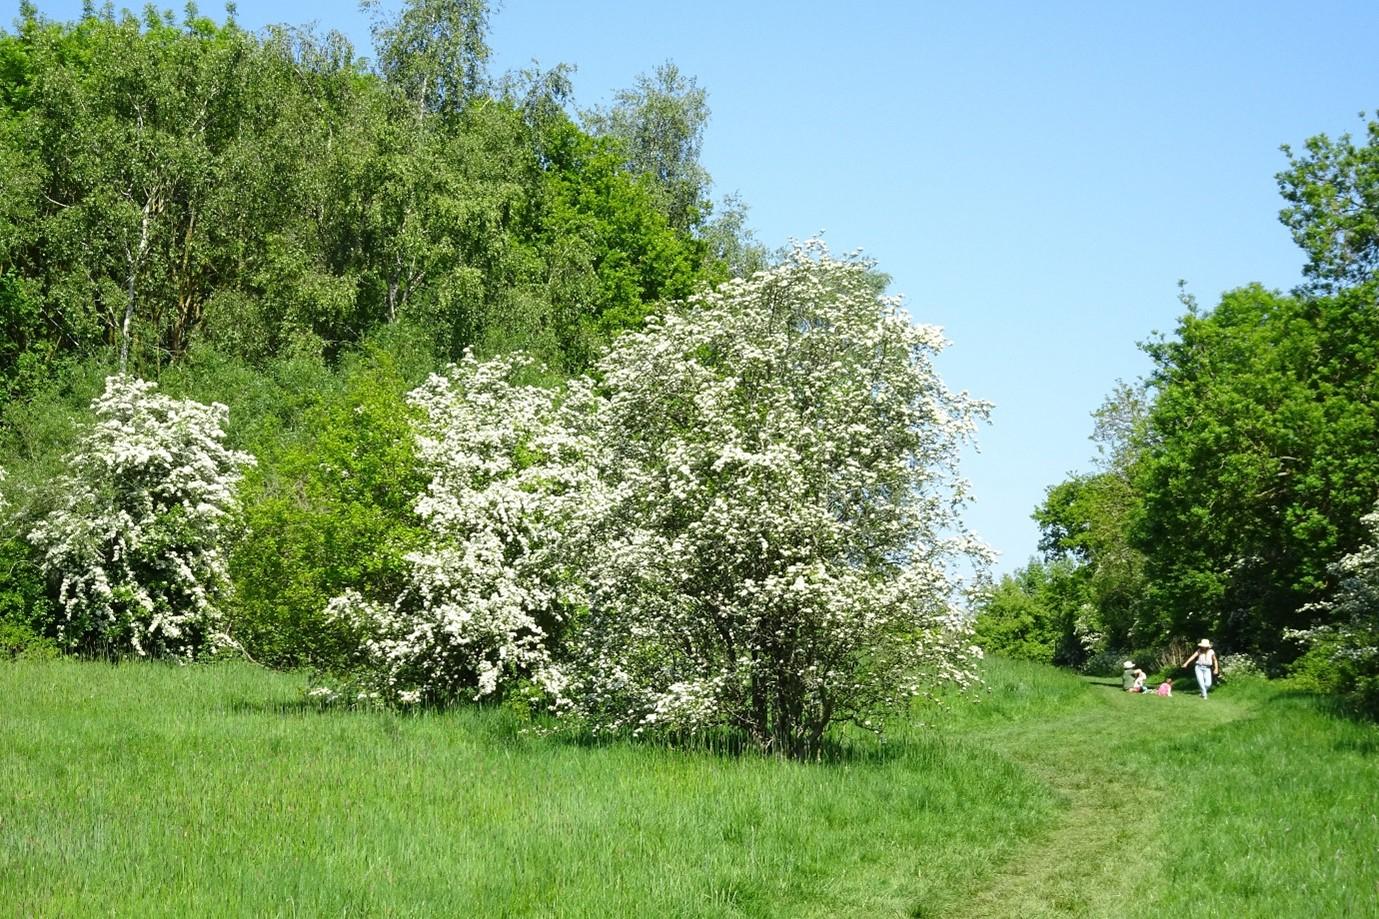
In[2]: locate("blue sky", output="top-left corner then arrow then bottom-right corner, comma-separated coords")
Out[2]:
24,1 -> 1379,570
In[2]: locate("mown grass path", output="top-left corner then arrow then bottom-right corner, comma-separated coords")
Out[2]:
945,683 -> 1254,918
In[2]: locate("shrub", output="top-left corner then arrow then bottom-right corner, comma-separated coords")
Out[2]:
1218,653 -> 1262,679
322,352 -> 585,704
1288,501 -> 1379,716
554,242 -> 989,757
0,533 -> 58,660
27,376 -> 254,658
224,348 -> 426,670
323,244 -> 989,758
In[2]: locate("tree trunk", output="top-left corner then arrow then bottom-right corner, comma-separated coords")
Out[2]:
119,193 -> 158,374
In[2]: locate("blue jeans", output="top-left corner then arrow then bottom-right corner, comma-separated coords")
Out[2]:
1195,664 -> 1213,697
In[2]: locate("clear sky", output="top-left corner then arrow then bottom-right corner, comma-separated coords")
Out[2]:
22,0 -> 1379,570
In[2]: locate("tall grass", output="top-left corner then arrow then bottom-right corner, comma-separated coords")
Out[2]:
0,659 -> 1051,918
1133,685 -> 1379,915
2,658 -> 1374,917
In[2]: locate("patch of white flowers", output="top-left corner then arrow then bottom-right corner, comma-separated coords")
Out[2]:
1217,653 -> 1261,678
325,353 -> 594,705
28,375 -> 254,659
1292,502 -> 1379,674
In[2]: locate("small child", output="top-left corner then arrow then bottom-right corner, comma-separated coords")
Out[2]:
1155,677 -> 1173,697
1131,667 -> 1149,693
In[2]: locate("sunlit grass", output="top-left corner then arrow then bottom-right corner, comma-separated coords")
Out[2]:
2,657 -> 1375,917
0,659 -> 1050,918
1132,685 -> 1379,916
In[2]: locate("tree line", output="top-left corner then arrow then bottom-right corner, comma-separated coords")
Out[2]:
976,114 -> 1379,715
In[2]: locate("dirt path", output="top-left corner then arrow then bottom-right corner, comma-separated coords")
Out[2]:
948,685 -> 1254,918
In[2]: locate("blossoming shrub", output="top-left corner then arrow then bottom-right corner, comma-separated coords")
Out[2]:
1290,502 -> 1379,715
325,353 -> 589,705
555,242 -> 990,757
27,375 -> 255,658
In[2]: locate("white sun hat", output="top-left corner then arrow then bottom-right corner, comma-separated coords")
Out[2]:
1198,639 -> 1212,648
1123,661 -> 1135,669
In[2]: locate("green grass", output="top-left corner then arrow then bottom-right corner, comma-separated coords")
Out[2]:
1,657 -> 1375,917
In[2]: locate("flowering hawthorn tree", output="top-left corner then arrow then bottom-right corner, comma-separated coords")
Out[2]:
1292,501 -> 1379,714
325,353 -> 591,705
28,375 -> 254,658
554,241 -> 990,757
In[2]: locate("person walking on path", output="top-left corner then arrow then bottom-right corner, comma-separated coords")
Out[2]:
1182,639 -> 1219,698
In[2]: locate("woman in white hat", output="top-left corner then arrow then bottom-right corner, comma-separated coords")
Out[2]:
1181,639 -> 1219,698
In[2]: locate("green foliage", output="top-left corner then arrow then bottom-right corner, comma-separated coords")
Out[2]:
364,0 -> 492,117
0,534 -> 57,659
1032,380 -> 1150,654
973,559 -> 1092,666
584,61 -> 711,233
0,5 -> 726,382
222,335 -> 429,669
1278,113 -> 1379,291
0,2 -> 752,673
519,114 -> 705,369
1286,501 -> 1379,717
0,357 -> 107,660
1135,284 -> 1379,658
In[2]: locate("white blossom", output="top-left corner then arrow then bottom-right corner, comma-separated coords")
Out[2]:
27,375 -> 255,659
326,243 -> 989,751
1294,503 -> 1379,676
556,240 -> 990,756
324,353 -> 594,705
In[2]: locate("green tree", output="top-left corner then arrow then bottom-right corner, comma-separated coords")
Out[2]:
972,559 -> 1092,666
1134,284 -> 1379,657
585,61 -> 710,233
1278,113 -> 1379,292
1034,382 -> 1150,651
363,0 -> 492,118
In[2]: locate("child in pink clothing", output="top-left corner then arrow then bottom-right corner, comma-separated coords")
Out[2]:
1155,678 -> 1173,697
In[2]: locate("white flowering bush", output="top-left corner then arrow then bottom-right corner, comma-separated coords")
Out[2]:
553,241 -> 991,757
27,375 -> 254,658
1217,653 -> 1262,678
1290,502 -> 1379,714
325,353 -> 591,705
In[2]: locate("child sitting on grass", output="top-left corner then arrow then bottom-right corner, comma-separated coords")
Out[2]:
1155,678 -> 1173,697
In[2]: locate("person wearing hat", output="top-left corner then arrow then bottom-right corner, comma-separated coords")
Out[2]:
1181,639 -> 1219,698
1122,660 -> 1138,692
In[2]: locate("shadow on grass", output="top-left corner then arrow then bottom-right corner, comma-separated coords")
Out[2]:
548,723 -> 919,765
223,698 -> 340,717
1257,685 -> 1379,739
222,694 -> 931,765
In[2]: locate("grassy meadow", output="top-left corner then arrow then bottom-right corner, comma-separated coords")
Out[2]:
1,657 -> 1375,918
